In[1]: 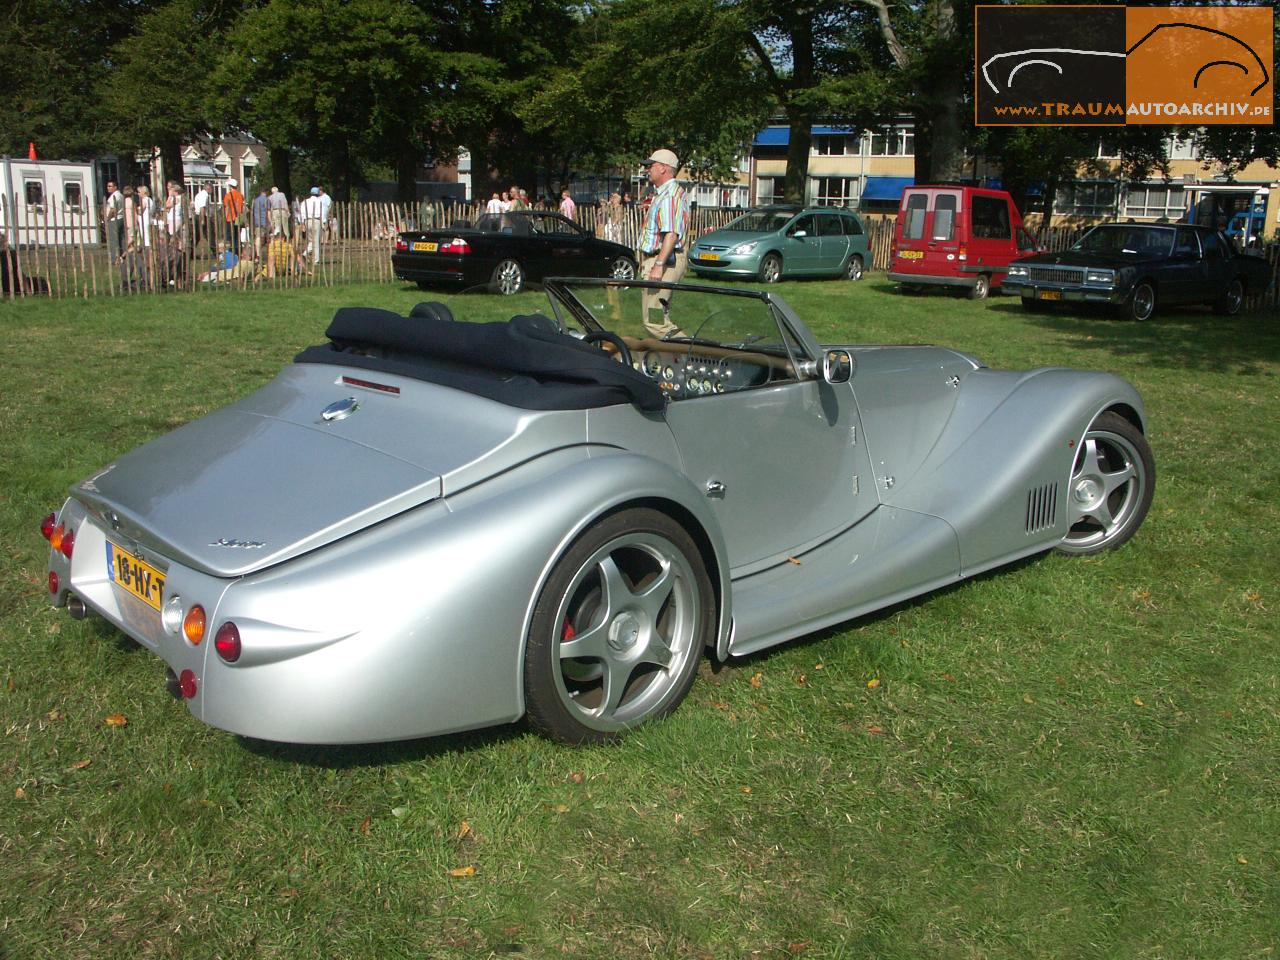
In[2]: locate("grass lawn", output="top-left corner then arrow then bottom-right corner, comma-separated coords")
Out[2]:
2,278 -> 1277,959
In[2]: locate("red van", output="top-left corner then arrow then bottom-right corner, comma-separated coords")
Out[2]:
888,186 -> 1040,299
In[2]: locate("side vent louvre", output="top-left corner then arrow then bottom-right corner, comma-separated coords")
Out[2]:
1026,482 -> 1059,534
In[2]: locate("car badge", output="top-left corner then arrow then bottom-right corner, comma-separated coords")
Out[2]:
321,397 -> 359,422
210,538 -> 267,549
107,511 -> 121,531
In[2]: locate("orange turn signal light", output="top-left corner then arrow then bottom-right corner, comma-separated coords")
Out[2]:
183,605 -> 207,645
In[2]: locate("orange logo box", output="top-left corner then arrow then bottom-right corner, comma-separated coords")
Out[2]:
1126,7 -> 1273,124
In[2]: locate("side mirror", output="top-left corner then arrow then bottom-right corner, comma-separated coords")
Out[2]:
791,229 -> 808,239
823,349 -> 853,384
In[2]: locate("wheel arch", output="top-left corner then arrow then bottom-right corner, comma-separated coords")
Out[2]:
1103,401 -> 1145,435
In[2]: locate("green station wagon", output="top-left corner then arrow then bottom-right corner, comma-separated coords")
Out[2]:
689,206 -> 870,284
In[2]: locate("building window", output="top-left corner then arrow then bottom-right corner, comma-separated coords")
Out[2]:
63,180 -> 83,213
241,163 -> 256,186
1167,135 -> 1198,161
1097,140 -> 1120,159
1054,181 -> 1118,217
25,180 -> 45,207
868,129 -> 914,156
813,135 -> 857,156
756,176 -> 786,204
1124,185 -> 1188,220
812,177 -> 857,206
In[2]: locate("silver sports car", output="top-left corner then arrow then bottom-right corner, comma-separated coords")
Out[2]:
44,279 -> 1155,745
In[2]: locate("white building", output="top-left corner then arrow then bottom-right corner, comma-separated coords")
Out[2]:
0,157 -> 100,247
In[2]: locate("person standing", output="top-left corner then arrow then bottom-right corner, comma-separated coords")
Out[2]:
191,183 -> 210,252
508,185 -> 526,211
222,177 -> 245,253
558,188 -> 576,220
136,184 -> 155,290
164,183 -> 185,248
603,191 -> 622,242
103,180 -> 124,264
317,186 -> 333,243
250,187 -> 270,257
268,186 -> 290,238
301,186 -> 324,264
637,149 -> 689,336
486,191 -> 504,215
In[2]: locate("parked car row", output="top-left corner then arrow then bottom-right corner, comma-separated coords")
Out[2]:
393,191 -> 1272,321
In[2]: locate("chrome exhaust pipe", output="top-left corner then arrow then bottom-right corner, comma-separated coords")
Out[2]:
67,596 -> 87,620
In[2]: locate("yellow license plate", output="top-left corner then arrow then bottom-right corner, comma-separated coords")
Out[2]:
106,541 -> 166,611
412,241 -> 438,252
699,252 -> 720,262
899,250 -> 924,259
1038,289 -> 1062,301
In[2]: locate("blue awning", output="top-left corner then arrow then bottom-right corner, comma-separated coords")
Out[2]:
752,125 -> 859,147
861,176 -> 914,201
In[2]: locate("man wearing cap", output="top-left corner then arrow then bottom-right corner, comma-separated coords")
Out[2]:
222,178 -> 245,254
301,186 -> 325,265
638,149 -> 689,336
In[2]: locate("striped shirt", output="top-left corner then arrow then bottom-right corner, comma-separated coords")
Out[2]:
639,178 -> 689,254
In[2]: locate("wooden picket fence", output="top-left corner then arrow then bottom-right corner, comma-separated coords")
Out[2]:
2,194 -> 1276,313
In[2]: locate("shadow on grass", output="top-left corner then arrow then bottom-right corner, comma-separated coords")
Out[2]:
238,721 -> 528,769
987,299 -> 1280,374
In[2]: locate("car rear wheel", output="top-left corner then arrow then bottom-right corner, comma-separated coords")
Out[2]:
968,274 -> 990,300
1213,277 -> 1244,316
758,254 -> 783,284
609,257 -> 636,280
490,259 -> 525,295
1056,412 -> 1155,556
843,254 -> 864,281
524,508 -> 714,744
1124,281 -> 1156,321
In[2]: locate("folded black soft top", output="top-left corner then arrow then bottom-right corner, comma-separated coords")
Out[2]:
294,303 -> 665,413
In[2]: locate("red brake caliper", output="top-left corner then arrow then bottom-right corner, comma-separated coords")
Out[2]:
561,619 -> 576,642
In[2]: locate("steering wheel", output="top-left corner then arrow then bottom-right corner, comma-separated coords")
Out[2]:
582,330 -> 633,367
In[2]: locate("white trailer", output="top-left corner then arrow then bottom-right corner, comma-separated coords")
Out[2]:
1,157 -> 100,247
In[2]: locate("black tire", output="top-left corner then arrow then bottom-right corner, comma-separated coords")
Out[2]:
490,259 -> 525,295
968,274 -> 990,300
757,253 -> 783,284
609,257 -> 636,280
843,254 -> 864,281
1122,280 -> 1156,321
1056,412 -> 1155,556
524,508 -> 715,744
1212,277 -> 1244,316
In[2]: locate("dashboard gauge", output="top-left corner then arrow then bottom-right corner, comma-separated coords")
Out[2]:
687,377 -> 703,394
713,382 -> 726,394
643,352 -> 663,378
663,365 -> 676,380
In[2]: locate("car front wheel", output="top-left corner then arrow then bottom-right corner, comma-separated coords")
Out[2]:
1056,412 -> 1155,555
1124,281 -> 1156,321
609,257 -> 636,280
758,254 -> 782,284
968,274 -> 990,299
843,254 -> 864,281
524,508 -> 714,744
490,259 -> 525,295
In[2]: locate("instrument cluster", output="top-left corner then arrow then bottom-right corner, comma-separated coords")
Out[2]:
633,351 -> 742,397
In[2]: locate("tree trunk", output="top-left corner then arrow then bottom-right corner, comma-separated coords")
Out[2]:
396,147 -> 418,205
159,136 -> 184,188
783,112 -> 813,203
269,146 -> 293,201
329,139 -> 353,202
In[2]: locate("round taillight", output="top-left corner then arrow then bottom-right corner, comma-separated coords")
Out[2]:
60,528 -> 75,559
50,524 -> 65,552
41,513 -> 57,540
214,622 -> 241,663
178,669 -> 198,699
183,605 -> 206,645
48,571 -> 59,595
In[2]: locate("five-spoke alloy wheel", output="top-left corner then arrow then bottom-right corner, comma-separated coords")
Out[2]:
524,509 -> 714,744
757,254 -> 783,284
1056,412 -> 1155,555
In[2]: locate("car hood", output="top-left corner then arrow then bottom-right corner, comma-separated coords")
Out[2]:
1014,250 -> 1155,269
70,364 -> 583,577
692,228 -> 778,249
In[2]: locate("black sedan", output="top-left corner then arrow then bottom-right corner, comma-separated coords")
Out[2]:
1003,223 -> 1272,320
393,211 -> 637,295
